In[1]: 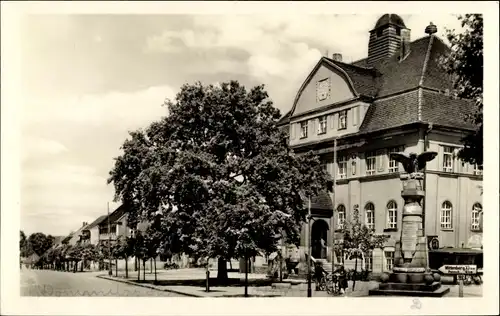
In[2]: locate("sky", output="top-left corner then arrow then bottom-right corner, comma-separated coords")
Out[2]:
19,11 -> 466,237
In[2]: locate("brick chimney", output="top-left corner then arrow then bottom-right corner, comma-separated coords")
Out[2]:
367,14 -> 410,66
331,53 -> 343,62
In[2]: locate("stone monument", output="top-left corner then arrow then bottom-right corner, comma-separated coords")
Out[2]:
369,151 -> 450,297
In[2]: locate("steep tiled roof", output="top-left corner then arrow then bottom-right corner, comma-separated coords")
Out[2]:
421,90 -> 476,130
359,90 -> 419,133
98,204 -> 129,227
85,215 -> 107,229
310,191 -> 333,210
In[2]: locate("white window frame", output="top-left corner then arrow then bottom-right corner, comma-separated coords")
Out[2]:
388,146 -> 404,173
337,205 -> 346,230
442,146 -> 454,172
317,115 -> 327,135
365,203 -> 375,230
300,121 -> 308,139
471,203 -> 481,231
337,156 -> 347,179
365,151 -> 376,175
440,201 -> 453,229
365,250 -> 373,271
387,201 -> 397,229
338,110 -> 347,130
384,250 -> 395,271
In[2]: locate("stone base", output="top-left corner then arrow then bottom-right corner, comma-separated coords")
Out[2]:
369,286 -> 450,297
379,281 -> 441,292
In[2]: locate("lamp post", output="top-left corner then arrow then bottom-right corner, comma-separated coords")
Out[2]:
107,202 -> 112,276
307,196 -> 312,297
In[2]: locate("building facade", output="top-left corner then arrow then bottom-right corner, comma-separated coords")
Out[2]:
278,14 -> 483,275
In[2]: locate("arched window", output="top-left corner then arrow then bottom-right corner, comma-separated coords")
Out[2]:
441,201 -> 453,229
387,201 -> 398,229
471,203 -> 482,231
365,203 -> 375,230
337,205 -> 346,230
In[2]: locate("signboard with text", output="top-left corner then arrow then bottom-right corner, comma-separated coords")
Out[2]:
438,264 -> 477,275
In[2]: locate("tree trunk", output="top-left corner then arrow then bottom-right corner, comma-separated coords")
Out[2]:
352,257 -> 357,291
143,260 -> 146,280
125,256 -> 129,279
137,259 -> 141,281
244,255 -> 249,297
81,259 -> 84,272
217,258 -> 228,284
150,258 -> 153,274
154,257 -> 157,283
115,259 -> 118,277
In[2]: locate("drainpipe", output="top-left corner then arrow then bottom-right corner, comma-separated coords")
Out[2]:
423,123 -> 433,236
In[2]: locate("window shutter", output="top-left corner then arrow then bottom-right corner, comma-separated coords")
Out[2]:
377,149 -> 385,172
290,123 -> 296,140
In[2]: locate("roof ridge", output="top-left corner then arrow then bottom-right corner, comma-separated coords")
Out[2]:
418,35 -> 435,121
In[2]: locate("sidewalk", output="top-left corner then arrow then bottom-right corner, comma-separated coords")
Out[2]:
97,268 -> 380,297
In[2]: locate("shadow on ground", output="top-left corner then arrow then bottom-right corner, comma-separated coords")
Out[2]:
128,277 -> 275,287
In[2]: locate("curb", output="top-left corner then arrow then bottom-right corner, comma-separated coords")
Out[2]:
96,275 -> 202,297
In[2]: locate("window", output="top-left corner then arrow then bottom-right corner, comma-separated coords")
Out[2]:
351,154 -> 357,175
384,251 -> 394,271
337,205 -> 346,230
317,115 -> 327,135
388,146 -> 404,173
376,28 -> 383,38
365,203 -> 375,230
387,201 -> 397,229
300,121 -> 308,139
471,203 -> 482,231
338,110 -> 347,130
337,156 -> 347,179
440,201 -> 453,229
395,27 -> 401,36
473,164 -> 483,176
365,250 -> 373,271
442,146 -> 454,172
365,151 -> 376,175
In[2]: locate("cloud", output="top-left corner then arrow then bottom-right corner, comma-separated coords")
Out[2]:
22,137 -> 68,161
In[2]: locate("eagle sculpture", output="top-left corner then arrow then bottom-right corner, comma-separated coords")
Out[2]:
389,151 -> 438,174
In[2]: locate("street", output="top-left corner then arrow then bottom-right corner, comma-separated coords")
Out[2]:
20,269 -> 187,297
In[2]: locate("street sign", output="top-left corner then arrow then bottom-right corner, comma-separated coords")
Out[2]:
438,264 -> 477,275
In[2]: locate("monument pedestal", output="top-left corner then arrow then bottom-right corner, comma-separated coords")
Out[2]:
369,166 -> 448,297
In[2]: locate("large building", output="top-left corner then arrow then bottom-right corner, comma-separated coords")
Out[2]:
278,14 -> 483,275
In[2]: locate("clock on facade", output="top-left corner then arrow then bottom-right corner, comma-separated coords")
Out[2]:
316,78 -> 331,102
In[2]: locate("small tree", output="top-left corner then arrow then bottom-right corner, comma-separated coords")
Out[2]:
335,207 -> 388,290
113,236 -> 130,278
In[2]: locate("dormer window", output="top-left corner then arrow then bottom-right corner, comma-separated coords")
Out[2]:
376,28 -> 384,38
395,27 -> 401,36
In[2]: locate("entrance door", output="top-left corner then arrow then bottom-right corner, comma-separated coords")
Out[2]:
311,219 -> 329,259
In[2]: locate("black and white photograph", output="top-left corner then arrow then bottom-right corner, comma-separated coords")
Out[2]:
1,1 -> 498,316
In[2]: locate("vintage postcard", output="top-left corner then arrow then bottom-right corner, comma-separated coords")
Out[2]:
1,1 -> 498,315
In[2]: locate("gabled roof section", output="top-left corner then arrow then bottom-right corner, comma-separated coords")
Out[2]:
359,90 -> 419,133
98,204 -> 129,227
325,59 -> 380,97
85,215 -> 107,229
289,57 -> 364,118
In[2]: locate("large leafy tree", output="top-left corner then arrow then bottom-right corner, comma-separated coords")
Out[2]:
441,14 -> 483,167
27,232 -> 54,257
108,81 -> 329,282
